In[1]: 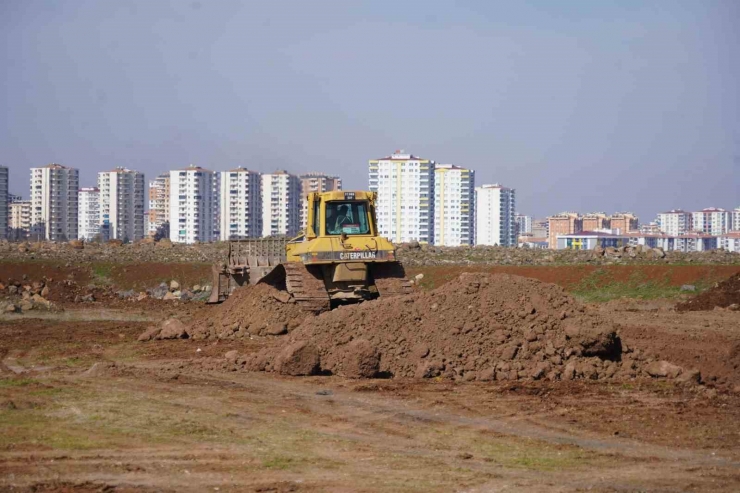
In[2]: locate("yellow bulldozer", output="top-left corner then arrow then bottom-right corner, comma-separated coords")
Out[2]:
208,190 -> 412,312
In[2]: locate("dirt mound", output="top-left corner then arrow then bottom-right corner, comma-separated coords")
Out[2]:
242,273 -> 682,381
676,274 -> 740,312
187,283 -> 311,340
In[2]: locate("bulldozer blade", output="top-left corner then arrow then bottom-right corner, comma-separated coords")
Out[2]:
207,264 -> 232,304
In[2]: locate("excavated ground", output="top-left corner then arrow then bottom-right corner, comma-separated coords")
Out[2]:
2,265 -> 740,491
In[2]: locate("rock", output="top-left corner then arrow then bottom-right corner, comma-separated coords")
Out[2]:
415,360 -> 444,378
224,350 -> 240,363
337,339 -> 380,378
676,369 -> 701,385
31,295 -> 50,308
192,285 -> 202,293
68,239 -> 84,250
500,345 -> 519,361
274,341 -> 320,376
645,360 -> 682,379
680,284 -> 696,292
40,286 -> 50,297
163,291 -> 177,301
138,326 -> 162,341
156,238 -> 173,248
477,368 -> 496,381
136,292 -> 148,301
3,303 -> 18,313
7,285 -> 18,295
157,318 -> 189,340
108,239 -> 124,247
414,273 -> 424,282
81,362 -> 112,377
170,280 -> 180,291
272,291 -> 292,303
266,323 -> 288,336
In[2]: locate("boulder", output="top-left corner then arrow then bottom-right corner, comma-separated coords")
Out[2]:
415,360 -> 444,379
157,318 -> 189,340
224,350 -> 240,363
274,341 -> 320,376
156,238 -> 174,249
170,280 -> 180,291
137,326 -> 162,342
68,239 -> 84,250
266,323 -> 288,336
645,360 -> 682,379
336,339 -> 380,379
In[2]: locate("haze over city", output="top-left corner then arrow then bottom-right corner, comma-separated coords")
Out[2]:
1,0 -> 738,220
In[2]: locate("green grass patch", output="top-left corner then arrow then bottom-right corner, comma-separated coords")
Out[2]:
571,268 -> 710,303
91,263 -> 114,284
0,377 -> 36,388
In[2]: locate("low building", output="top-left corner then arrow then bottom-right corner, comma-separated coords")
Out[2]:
517,235 -> 548,249
720,232 -> 740,253
555,231 -> 629,250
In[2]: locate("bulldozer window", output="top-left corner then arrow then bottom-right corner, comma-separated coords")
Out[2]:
326,201 -> 370,235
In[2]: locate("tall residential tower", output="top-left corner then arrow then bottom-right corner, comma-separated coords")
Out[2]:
169,165 -> 216,244
369,150 -> 434,244
433,164 -> 474,246
29,164 -> 79,241
98,167 -> 146,242
475,184 -> 516,247
261,171 -> 301,237
220,167 -> 262,240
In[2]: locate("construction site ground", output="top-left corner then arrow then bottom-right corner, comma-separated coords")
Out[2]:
2,261 -> 740,492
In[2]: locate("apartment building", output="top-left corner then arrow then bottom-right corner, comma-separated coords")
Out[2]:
733,207 -> 740,232
657,210 -> 691,236
610,212 -> 638,233
369,150 -> 435,244
98,167 -> 145,242
582,212 -> 609,232
9,200 -> 31,241
0,166 -> 7,240
515,214 -> 533,236
299,173 -> 342,231
29,164 -> 79,241
78,187 -> 100,241
432,164 -> 474,246
261,170 -> 301,238
692,208 -> 730,235
532,219 -> 548,239
475,184 -> 516,246
147,173 -> 170,238
547,213 -> 582,249
220,167 -> 262,240
169,165 -> 216,244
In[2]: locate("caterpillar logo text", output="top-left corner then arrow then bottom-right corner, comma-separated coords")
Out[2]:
339,251 -> 377,260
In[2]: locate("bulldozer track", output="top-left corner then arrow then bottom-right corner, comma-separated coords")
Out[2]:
373,262 -> 413,297
284,263 -> 331,314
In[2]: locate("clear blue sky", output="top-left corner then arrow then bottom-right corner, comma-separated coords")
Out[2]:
2,0 -> 738,220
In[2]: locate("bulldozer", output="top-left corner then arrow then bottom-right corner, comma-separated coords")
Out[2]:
208,190 -> 412,312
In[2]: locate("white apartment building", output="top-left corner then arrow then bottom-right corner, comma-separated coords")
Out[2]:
30,164 -> 79,241
98,167 -> 145,242
369,150 -> 435,244
475,184 -> 516,246
299,173 -> 342,231
148,173 -> 170,237
733,207 -> 740,232
169,165 -> 216,244
9,200 -> 31,241
515,214 -> 533,235
0,166 -> 7,240
78,187 -> 100,241
432,164 -> 474,246
261,171 -> 301,237
692,208 -> 730,235
657,210 -> 692,236
220,167 -> 262,240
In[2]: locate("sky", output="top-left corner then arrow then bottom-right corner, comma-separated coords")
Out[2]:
1,0 -> 738,221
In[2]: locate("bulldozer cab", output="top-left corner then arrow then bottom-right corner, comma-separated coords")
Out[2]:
304,191 -> 377,240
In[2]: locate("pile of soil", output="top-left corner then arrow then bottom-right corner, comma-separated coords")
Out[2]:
676,274 -> 740,312
187,283 -> 310,340
244,273 -> 685,381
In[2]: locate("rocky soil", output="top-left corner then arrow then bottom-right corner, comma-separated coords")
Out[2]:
141,273 -> 703,386
676,273 -> 740,312
2,238 -> 739,266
